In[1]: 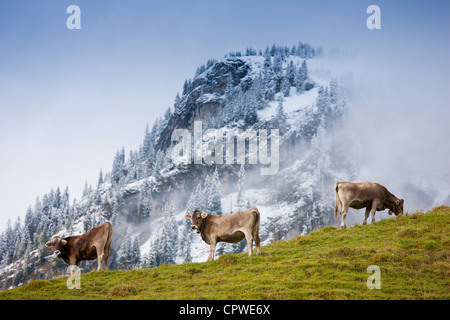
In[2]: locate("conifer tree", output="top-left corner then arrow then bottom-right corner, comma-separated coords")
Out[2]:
296,59 -> 309,93
275,97 -> 288,129
154,202 -> 178,265
131,237 -> 141,268
281,76 -> 291,97
118,226 -> 133,270
205,167 -> 223,215
138,181 -> 153,223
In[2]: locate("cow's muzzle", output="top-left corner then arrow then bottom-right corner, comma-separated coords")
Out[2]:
54,250 -> 61,257
191,226 -> 201,234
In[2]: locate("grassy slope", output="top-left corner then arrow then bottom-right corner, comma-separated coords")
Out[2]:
1,206 -> 448,300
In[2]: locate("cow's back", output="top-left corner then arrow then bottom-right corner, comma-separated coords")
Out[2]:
337,181 -> 386,202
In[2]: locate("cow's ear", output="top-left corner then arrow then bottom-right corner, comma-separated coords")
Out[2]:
185,214 -> 192,219
45,241 -> 53,248
61,239 -> 67,245
201,212 -> 208,219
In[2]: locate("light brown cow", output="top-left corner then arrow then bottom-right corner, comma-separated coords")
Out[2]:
185,207 -> 261,262
334,181 -> 404,229
46,222 -> 113,273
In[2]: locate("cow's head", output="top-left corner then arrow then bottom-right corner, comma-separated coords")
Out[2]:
45,236 -> 67,258
185,209 -> 208,233
389,199 -> 404,216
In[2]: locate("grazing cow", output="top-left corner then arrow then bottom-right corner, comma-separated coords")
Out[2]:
334,181 -> 404,229
46,222 -> 113,273
185,207 -> 261,262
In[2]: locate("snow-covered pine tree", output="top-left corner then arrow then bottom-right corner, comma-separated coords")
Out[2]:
82,181 -> 92,199
111,147 -> 126,186
138,181 -> 153,223
53,187 -> 61,210
161,106 -> 172,128
174,92 -> 182,113
205,167 -> 223,215
153,202 -> 178,266
316,86 -> 331,116
131,237 -> 141,269
0,232 -> 8,267
11,217 -> 23,262
275,97 -> 288,131
142,241 -> 157,268
65,204 -> 75,234
24,206 -> 34,238
142,124 -> 153,160
281,75 -> 291,97
110,198 -> 120,227
118,225 -> 133,270
125,150 -> 139,183
286,60 -> 296,86
296,59 -> 309,93
329,78 -> 338,105
179,217 -> 192,263
182,79 -> 189,96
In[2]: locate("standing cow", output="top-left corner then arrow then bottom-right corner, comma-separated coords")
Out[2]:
46,222 -> 113,273
334,181 -> 404,229
185,207 -> 261,262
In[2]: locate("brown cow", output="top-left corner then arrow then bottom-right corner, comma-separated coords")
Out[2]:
45,222 -> 113,273
185,207 -> 261,262
334,181 -> 404,229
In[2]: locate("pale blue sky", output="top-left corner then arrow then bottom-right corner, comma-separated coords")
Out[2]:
0,0 -> 449,231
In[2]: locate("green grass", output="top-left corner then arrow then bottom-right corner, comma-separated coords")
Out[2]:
1,206 -> 449,300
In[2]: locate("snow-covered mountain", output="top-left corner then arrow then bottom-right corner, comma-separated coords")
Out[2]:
1,42 -> 353,289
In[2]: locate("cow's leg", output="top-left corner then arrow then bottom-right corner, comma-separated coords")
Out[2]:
370,201 -> 378,224
253,228 -> 261,256
341,203 -> 349,229
97,255 -> 104,271
96,246 -> 105,271
363,207 -> 370,225
244,231 -> 254,257
68,257 -> 78,275
103,244 -> 111,269
207,240 -> 217,262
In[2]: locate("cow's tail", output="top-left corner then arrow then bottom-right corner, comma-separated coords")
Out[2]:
334,182 -> 340,219
252,207 -> 261,246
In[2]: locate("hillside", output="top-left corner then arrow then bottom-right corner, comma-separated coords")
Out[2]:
1,206 -> 448,300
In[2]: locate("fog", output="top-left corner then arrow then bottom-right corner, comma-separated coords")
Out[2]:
321,46 -> 450,213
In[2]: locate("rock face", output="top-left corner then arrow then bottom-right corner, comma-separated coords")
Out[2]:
156,58 -> 251,151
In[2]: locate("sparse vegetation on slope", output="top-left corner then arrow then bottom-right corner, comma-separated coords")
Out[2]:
1,206 -> 448,300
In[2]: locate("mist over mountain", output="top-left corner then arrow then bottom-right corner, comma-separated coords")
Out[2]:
0,42 -> 447,289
